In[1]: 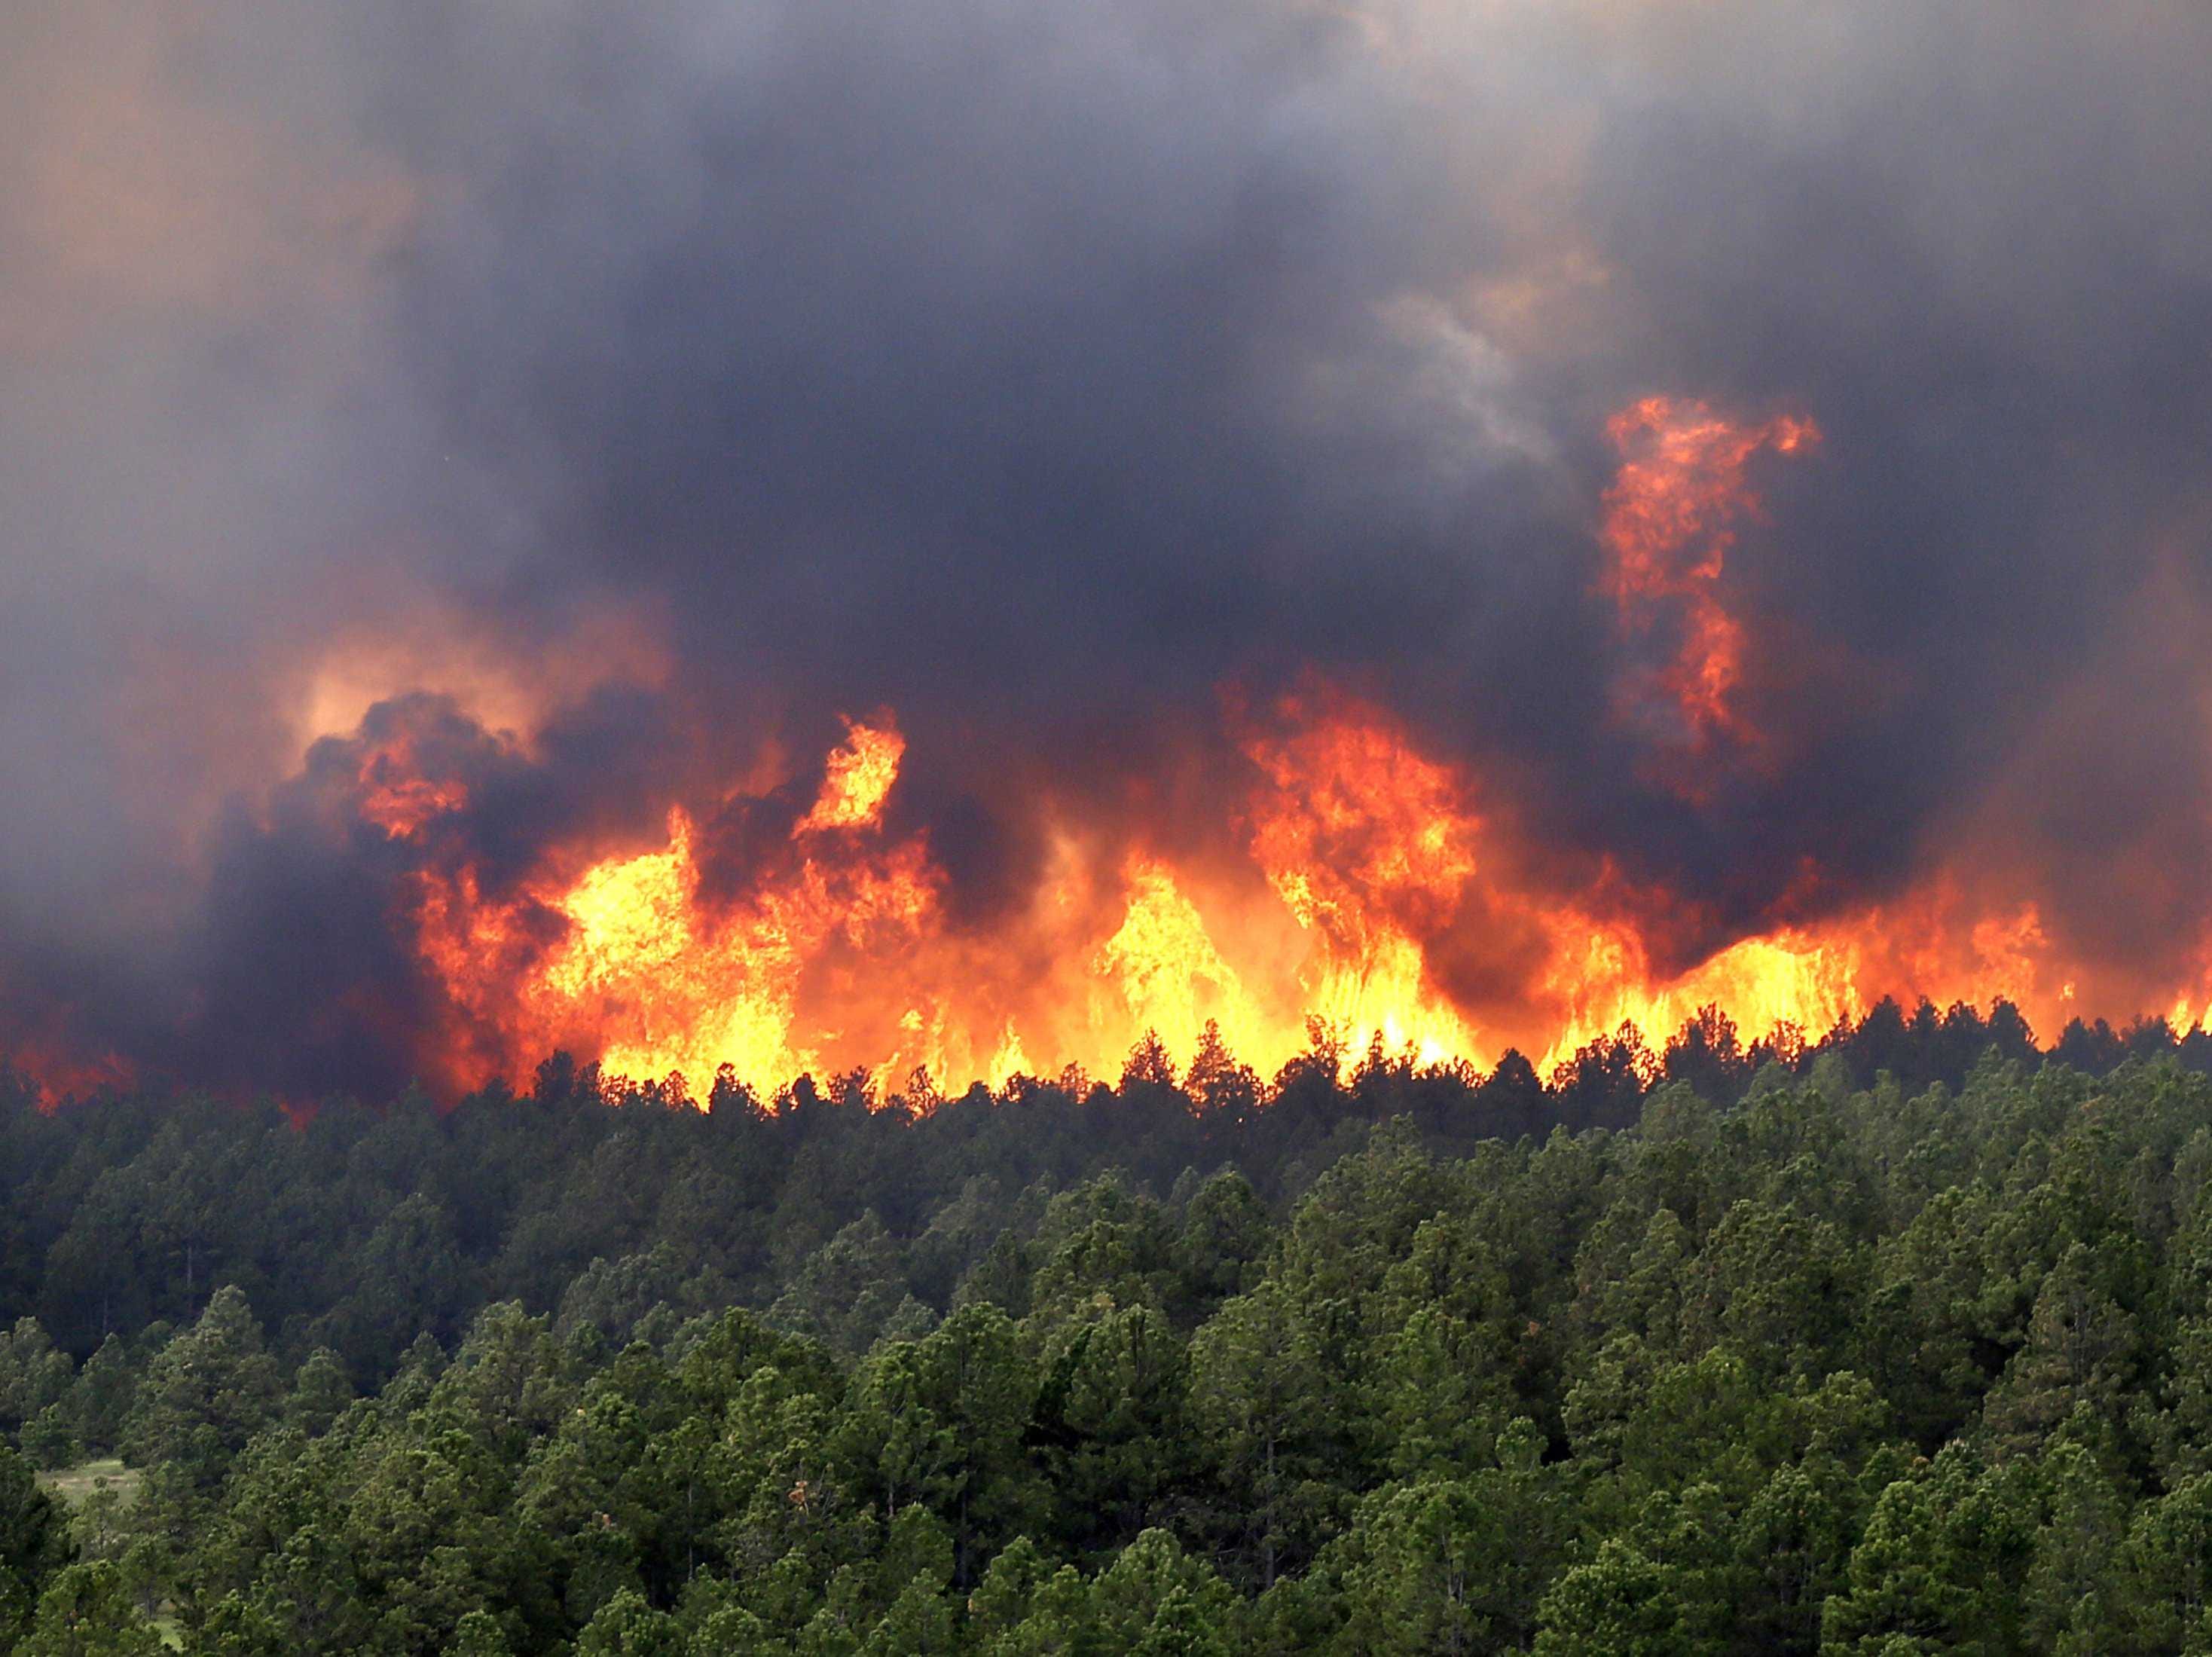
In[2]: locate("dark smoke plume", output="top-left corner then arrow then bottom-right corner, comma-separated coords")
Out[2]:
6,0 -> 2212,1093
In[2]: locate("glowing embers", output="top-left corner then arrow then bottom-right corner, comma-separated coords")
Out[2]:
1599,396 -> 1820,781
356,747 -> 468,839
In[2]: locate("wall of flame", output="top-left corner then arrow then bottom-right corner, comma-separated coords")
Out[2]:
287,402 -> 2210,1104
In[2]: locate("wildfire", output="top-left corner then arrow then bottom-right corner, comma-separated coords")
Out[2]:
330,371 -> 2206,1102
796,719 -> 905,833
377,674 -> 2184,1106
412,719 -> 946,1094
1599,396 -> 1820,773
356,734 -> 469,839
20,395 -> 2207,1108
1092,863 -> 1262,1068
1240,694 -> 1486,1066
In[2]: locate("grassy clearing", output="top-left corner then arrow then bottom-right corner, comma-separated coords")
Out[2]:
35,1457 -> 141,1509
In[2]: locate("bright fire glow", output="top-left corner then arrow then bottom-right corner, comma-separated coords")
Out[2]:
381,683 -> 2205,1105
27,396 -> 2204,1108
796,720 -> 906,833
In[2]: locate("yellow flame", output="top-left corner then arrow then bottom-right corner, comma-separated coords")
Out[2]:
797,720 -> 905,833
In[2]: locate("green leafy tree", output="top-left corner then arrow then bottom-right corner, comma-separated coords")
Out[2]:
1086,1530 -> 1236,1653
2112,1472 -> 2212,1652
1532,1539 -> 1694,1657
20,1402 -> 81,1471
966,1536 -> 1087,1655
1175,1169 -> 1272,1306
0,1441 -> 70,1640
1981,1241 -> 2140,1459
861,1570 -> 956,1654
575,1588 -> 686,1655
1819,1446 -> 2039,1655
283,1347 -> 354,1438
2019,1435 -> 2128,1655
1330,1425 -> 1564,1655
769,1216 -> 921,1358
1033,1304 -> 1189,1551
64,1337 -> 137,1455
120,1286 -> 281,1493
17,1562 -> 163,1657
910,1305 -> 1041,1583
1130,1582 -> 1232,1656
1186,1279 -> 1331,1586
1731,1456 -> 1856,1652
448,1608 -> 518,1657
0,1320 -> 76,1436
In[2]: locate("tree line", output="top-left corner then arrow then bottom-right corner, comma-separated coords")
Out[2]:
0,999 -> 2209,1650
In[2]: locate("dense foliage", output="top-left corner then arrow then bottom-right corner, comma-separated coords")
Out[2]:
2,1000 -> 2212,1652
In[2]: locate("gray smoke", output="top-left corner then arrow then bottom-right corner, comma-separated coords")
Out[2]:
6,0 -> 2210,1091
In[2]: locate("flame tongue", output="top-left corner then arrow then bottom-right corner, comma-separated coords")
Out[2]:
1599,396 -> 1822,776
1242,692 -> 1486,1066
426,721 -> 944,1094
797,720 -> 905,834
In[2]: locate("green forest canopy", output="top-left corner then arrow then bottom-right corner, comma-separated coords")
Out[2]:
1,999 -> 2210,1651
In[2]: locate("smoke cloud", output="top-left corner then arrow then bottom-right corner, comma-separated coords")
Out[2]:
8,0 -> 2212,1095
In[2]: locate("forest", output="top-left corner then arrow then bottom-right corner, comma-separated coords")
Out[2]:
2,1000 -> 2211,1652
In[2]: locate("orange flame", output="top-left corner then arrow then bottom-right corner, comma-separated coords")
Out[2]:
356,732 -> 469,839
380,673 -> 2210,1106
796,719 -> 905,833
21,388 -> 2212,1109
413,719 -> 946,1095
1241,693 -> 1486,1065
1600,396 -> 1820,768
38,396 -> 2203,1107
